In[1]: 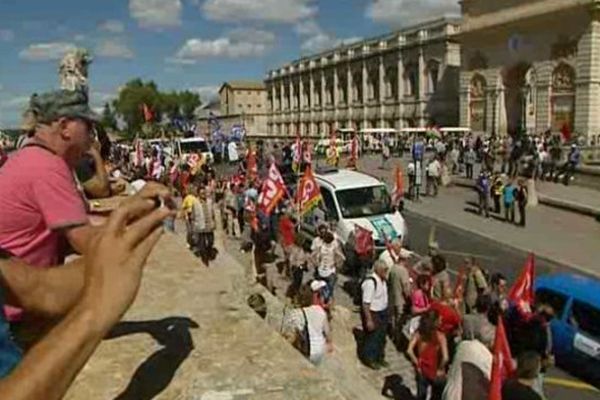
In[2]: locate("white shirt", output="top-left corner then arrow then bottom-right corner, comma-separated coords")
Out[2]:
316,240 -> 337,278
361,273 -> 388,312
428,160 -> 441,178
228,142 -> 239,162
304,305 -> 329,359
442,340 -> 493,400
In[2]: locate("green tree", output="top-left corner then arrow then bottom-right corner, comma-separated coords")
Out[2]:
100,102 -> 117,131
178,90 -> 201,121
112,79 -> 162,134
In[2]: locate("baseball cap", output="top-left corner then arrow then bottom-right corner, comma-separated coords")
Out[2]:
25,89 -> 101,125
310,280 -> 327,292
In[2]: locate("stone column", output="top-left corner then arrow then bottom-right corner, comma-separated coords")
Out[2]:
347,65 -> 353,125
459,70 -> 470,129
379,55 -> 386,126
362,59 -> 368,127
397,56 -> 405,129
333,67 -> 339,130
535,64 -> 552,133
575,5 -> 600,140
309,72 -> 315,135
418,49 -> 426,126
289,78 -> 295,111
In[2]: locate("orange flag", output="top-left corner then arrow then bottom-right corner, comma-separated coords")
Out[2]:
393,166 -> 404,204
488,317 -> 515,400
508,253 -> 536,318
453,265 -> 467,301
247,147 -> 258,182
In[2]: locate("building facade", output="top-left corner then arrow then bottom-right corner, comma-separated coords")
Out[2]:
459,0 -> 600,142
197,81 -> 269,137
265,17 -> 462,137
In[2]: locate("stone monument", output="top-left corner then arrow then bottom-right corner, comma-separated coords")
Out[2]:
59,48 -> 92,94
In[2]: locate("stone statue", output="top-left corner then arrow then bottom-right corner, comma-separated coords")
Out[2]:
59,48 -> 93,94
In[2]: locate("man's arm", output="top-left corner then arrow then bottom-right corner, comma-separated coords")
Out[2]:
0,257 -> 84,318
64,224 -> 98,255
0,184 -> 172,400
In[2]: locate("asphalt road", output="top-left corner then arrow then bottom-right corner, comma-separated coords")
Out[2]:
402,210 -> 600,399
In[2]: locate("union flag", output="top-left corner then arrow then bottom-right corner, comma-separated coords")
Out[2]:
142,103 -> 154,123
508,253 -> 536,318
296,166 -> 322,215
258,163 -> 287,216
247,147 -> 258,181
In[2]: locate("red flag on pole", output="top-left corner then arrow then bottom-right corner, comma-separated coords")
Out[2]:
354,225 -> 374,257
453,265 -> 467,301
488,317 -> 515,400
508,253 -> 536,318
142,103 -> 154,123
258,163 -> 287,216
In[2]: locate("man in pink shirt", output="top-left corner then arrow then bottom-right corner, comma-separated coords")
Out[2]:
0,89 -> 99,269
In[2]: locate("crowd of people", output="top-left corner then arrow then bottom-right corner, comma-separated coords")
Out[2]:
0,84 -> 580,400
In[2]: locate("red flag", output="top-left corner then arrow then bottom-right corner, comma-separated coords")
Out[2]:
302,141 -> 312,165
354,225 -> 374,256
296,166 -> 322,215
393,166 -> 404,204
247,148 -> 258,181
560,123 -> 571,142
258,163 -> 287,216
142,103 -> 154,123
488,317 -> 515,400
508,253 -> 536,318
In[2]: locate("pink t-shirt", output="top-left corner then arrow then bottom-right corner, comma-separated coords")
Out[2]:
0,146 -> 88,267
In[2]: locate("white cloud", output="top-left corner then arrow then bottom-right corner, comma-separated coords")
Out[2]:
19,42 -> 76,61
190,85 -> 220,103
170,28 -> 276,63
295,19 -> 361,55
366,0 -> 460,25
0,96 -> 29,111
0,29 -> 14,42
95,39 -> 135,59
129,0 -> 182,29
202,0 -> 316,23
99,20 -> 125,33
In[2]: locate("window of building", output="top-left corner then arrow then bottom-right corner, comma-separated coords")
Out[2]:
469,74 -> 487,132
551,63 -> 575,132
247,104 -> 252,108
426,60 -> 440,94
257,104 -> 262,108
404,64 -> 418,96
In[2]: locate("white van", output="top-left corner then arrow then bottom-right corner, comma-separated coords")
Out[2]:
175,137 -> 213,165
300,168 -> 408,264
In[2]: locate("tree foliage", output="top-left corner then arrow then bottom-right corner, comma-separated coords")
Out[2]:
112,79 -> 201,135
100,102 -> 118,131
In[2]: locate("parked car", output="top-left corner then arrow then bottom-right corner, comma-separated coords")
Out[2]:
535,273 -> 600,385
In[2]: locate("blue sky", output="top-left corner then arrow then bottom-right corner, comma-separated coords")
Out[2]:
0,0 -> 459,127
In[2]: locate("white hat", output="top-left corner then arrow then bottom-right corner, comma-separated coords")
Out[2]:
310,280 -> 327,292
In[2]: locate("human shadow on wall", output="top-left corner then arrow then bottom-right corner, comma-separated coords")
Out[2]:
105,317 -> 199,400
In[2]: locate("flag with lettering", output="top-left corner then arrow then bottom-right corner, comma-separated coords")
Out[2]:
488,317 -> 515,400
258,163 -> 287,215
508,253 -> 536,318
297,166 -> 322,215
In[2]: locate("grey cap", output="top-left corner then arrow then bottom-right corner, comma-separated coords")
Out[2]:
26,89 -> 100,124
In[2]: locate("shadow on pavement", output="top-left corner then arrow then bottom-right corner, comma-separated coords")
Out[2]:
106,317 -> 199,400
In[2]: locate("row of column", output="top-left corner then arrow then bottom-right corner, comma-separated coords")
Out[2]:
270,49 -> 429,134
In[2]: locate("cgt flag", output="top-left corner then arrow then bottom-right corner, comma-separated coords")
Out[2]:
142,103 -> 154,123
488,317 -> 515,400
508,253 -> 536,318
297,166 -> 322,216
258,163 -> 287,216
247,147 -> 258,182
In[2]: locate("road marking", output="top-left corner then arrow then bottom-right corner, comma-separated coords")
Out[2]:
545,377 -> 600,392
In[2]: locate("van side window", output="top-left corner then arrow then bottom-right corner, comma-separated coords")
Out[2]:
569,301 -> 600,338
535,289 -> 567,318
320,188 -> 338,221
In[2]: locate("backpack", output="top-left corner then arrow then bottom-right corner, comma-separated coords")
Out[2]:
296,308 -> 311,357
352,276 -> 378,307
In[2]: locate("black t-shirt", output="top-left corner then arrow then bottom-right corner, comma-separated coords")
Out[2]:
502,379 -> 542,400
75,155 -> 96,184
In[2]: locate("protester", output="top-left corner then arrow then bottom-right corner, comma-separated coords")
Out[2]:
503,179 -> 516,223
516,179 -> 528,227
463,294 -> 495,341
490,173 -> 503,214
464,257 -> 489,314
191,186 -> 216,266
360,260 -> 390,370
312,229 -> 344,304
412,274 -> 432,315
476,172 -> 490,218
180,184 -> 197,248
431,255 -> 451,301
562,144 -> 580,185
502,352 -> 544,400
426,156 -> 442,197
464,147 -> 476,180
286,242 -> 311,302
407,310 -> 449,400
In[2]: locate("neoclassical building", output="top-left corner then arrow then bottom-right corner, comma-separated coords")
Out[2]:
459,0 -> 600,142
265,17 -> 462,137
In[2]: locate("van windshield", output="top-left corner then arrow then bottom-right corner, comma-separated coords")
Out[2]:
180,140 -> 209,154
335,185 -> 392,219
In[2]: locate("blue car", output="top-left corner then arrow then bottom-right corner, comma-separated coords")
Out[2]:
535,273 -> 600,385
